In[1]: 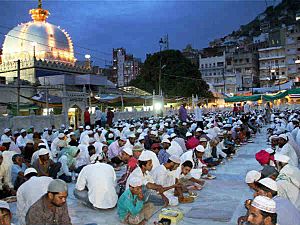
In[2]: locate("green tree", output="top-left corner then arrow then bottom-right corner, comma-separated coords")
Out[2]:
130,50 -> 212,98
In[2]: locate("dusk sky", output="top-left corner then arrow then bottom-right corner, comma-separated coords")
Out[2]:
0,0 -> 279,65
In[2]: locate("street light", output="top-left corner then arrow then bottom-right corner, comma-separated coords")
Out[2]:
159,38 -> 164,96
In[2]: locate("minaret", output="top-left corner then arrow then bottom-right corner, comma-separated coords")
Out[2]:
29,0 -> 50,22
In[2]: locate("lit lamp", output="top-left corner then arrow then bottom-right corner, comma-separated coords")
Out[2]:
85,54 -> 91,69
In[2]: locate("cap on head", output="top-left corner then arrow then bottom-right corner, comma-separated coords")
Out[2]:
24,168 -> 38,176
138,151 -> 151,161
0,200 -> 10,211
47,179 -> 68,193
251,196 -> 276,214
195,145 -> 205,152
245,170 -> 261,184
258,178 -> 278,192
169,155 -> 181,164
128,177 -> 143,187
123,147 -> 133,156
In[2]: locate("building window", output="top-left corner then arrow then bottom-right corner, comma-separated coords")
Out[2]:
281,72 -> 285,75
246,58 -> 249,63
205,64 -> 208,68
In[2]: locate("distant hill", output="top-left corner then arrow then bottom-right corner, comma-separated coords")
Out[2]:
230,0 -> 300,38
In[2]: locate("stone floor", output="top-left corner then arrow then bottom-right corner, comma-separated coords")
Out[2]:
10,128 -> 266,225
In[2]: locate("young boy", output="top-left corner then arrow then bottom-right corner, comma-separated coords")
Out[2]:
176,160 -> 205,191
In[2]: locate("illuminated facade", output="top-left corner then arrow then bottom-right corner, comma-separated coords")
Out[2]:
0,0 -> 90,84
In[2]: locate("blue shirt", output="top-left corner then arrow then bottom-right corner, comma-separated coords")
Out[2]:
158,149 -> 170,165
117,189 -> 144,221
11,163 -> 27,184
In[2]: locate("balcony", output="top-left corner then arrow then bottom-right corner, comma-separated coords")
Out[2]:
259,55 -> 285,60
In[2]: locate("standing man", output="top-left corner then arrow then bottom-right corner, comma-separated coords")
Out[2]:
179,103 -> 188,122
194,103 -> 203,129
107,108 -> 114,127
84,107 -> 91,127
94,106 -> 102,128
26,179 -> 71,225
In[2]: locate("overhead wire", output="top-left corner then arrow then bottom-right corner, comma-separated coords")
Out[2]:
0,23 -> 112,57
0,30 -> 112,64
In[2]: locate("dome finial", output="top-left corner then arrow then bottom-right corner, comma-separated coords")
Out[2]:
29,0 -> 50,22
38,0 -> 42,8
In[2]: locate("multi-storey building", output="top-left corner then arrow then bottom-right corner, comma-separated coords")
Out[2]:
199,49 -> 227,93
258,46 -> 287,87
285,24 -> 300,83
182,44 -> 199,67
111,48 -> 141,87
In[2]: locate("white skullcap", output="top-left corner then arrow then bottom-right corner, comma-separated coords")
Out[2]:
251,196 -> 276,213
279,113 -> 285,117
2,138 -> 11,143
4,128 -> 10,133
182,122 -> 187,126
129,125 -> 135,128
20,129 -> 26,133
274,153 -> 290,163
120,136 -> 127,142
58,133 -> 65,138
123,147 -> 133,156
278,134 -> 287,141
69,132 -> 75,136
186,132 -> 193,137
163,134 -> 170,139
138,151 -> 152,161
38,142 -> 46,147
128,177 -> 143,187
79,125 -> 84,129
24,168 -> 37,176
90,154 -> 103,163
223,124 -> 232,128
258,178 -> 278,192
170,133 -> 177,138
38,148 -> 49,156
199,137 -> 207,142
269,135 -> 278,141
292,118 -> 299,123
195,145 -> 205,152
85,125 -> 91,130
245,170 -> 261,184
89,138 -> 96,144
48,179 -> 68,193
161,139 -> 171,144
128,133 -> 136,138
265,148 -> 274,154
169,155 -> 181,164
108,133 -> 114,139
137,128 -> 143,133
138,135 -> 145,141
26,139 -> 34,144
196,128 -> 203,132
0,200 -> 10,211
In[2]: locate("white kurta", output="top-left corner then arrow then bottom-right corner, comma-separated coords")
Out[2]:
94,133 -> 106,143
17,176 -> 53,225
277,143 -> 298,167
76,163 -> 118,209
180,151 -> 204,179
16,135 -> 28,148
76,144 -> 90,168
276,164 -> 300,210
167,141 -> 183,157
126,166 -> 154,189
152,165 -> 178,206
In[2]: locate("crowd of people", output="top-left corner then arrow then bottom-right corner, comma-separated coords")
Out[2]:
239,108 -> 300,225
0,102 -> 299,225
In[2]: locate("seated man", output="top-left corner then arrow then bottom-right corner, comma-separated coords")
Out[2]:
176,160 -> 205,191
17,168 -> 53,225
107,137 -> 127,169
118,147 -> 138,196
0,200 -> 13,225
11,154 -> 27,190
118,177 -> 155,225
0,152 -> 15,199
152,155 -> 194,205
26,179 -> 72,225
74,154 -> 118,209
32,148 -> 61,178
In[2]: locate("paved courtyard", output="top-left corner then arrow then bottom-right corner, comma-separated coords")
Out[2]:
9,129 -> 267,225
